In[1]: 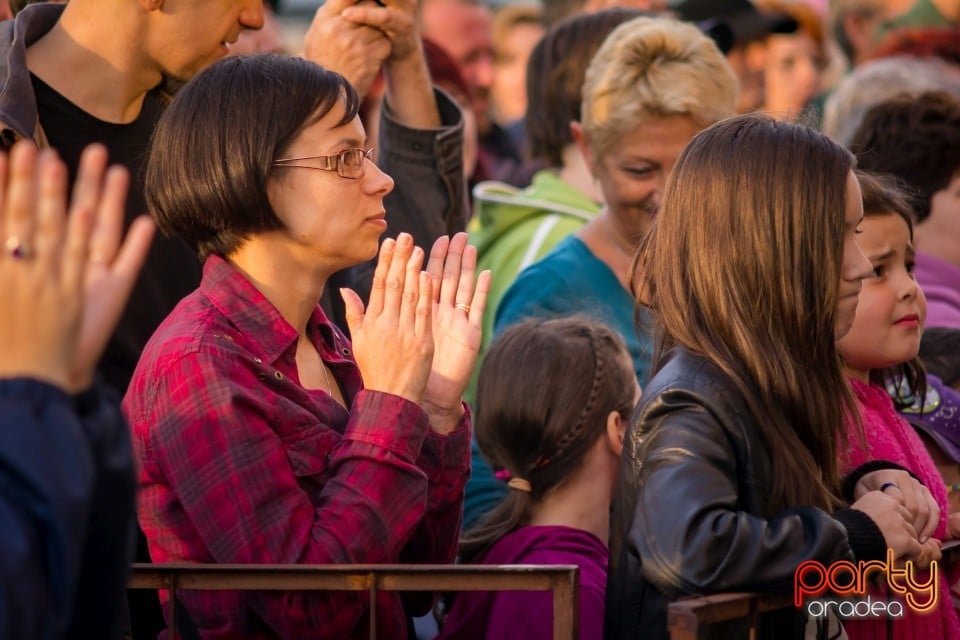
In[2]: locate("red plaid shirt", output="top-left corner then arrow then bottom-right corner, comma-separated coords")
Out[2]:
124,255 -> 470,639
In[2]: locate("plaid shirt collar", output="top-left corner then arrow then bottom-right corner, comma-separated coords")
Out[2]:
200,254 -> 345,367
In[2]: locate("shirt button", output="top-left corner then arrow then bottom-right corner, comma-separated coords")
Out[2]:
274,371 -> 284,381
341,348 -> 350,356
253,357 -> 262,364
258,372 -> 267,381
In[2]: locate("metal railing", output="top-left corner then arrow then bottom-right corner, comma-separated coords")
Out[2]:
667,540 -> 960,639
129,563 -> 579,640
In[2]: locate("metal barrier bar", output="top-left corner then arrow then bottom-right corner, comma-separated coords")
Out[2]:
129,563 -> 579,640
667,540 -> 960,639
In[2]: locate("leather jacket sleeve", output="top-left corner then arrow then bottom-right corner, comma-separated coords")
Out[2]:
620,386 -> 859,598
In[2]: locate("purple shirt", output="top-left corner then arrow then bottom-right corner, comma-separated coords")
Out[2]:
916,251 -> 960,329
438,525 -> 608,640
124,255 -> 471,639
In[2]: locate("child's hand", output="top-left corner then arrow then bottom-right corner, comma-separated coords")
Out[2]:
851,489 -> 923,562
913,537 -> 943,572
855,469 -> 940,542
947,512 -> 960,540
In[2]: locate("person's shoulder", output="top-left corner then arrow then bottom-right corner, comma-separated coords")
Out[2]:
638,348 -> 746,421
496,255 -> 574,318
133,290 -> 231,378
515,235 -> 590,276
511,527 -> 606,564
493,238 -> 592,329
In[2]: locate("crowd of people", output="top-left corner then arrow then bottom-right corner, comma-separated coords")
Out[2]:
2,0 -> 960,639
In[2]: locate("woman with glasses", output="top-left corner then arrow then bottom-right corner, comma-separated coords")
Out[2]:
123,54 -> 489,639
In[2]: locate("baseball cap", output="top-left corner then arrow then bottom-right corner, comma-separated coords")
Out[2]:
669,0 -> 798,47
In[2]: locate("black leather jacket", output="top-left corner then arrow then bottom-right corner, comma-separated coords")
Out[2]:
605,347 -> 887,640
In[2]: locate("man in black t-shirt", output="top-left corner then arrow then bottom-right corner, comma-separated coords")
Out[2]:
1,2 -> 266,394
30,74 -> 200,395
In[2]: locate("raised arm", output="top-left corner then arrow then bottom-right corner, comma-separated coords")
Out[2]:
0,141 -> 152,639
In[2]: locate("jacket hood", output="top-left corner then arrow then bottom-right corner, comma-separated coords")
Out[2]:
469,170 -> 600,253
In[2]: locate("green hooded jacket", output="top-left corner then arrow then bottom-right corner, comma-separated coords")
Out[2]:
462,170 -> 600,531
466,169 -> 601,404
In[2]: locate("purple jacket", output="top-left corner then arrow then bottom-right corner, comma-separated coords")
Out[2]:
437,525 -> 608,640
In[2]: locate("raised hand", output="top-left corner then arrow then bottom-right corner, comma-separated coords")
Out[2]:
0,141 -> 154,393
340,0 -> 419,63
341,233 -> 434,404
70,145 -> 155,391
421,232 -> 491,434
303,0 -> 392,99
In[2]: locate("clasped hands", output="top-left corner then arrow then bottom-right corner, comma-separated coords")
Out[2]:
341,232 -> 491,435
852,469 -> 944,569
304,0 -> 419,98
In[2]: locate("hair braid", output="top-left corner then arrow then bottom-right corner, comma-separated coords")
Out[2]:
547,328 -> 606,465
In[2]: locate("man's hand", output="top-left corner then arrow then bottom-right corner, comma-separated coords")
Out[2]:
341,0 -> 419,63
303,0 -> 392,98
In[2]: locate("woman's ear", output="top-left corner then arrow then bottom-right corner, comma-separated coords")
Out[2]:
606,410 -> 625,457
570,121 -> 594,173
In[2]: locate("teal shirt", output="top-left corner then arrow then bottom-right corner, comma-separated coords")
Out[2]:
495,235 -> 652,383
463,235 -> 652,531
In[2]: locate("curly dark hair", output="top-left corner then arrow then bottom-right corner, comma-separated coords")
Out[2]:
850,91 -> 960,222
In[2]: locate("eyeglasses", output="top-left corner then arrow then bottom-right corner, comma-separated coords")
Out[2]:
272,148 -> 375,179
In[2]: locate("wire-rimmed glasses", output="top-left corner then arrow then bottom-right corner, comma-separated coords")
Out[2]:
272,148 -> 375,179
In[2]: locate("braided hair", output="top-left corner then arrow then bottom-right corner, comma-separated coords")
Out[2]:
460,317 -> 637,562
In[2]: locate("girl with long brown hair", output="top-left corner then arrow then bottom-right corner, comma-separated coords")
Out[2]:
607,114 -> 940,639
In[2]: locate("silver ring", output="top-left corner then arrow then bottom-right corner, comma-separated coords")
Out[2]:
455,303 -> 471,314
5,236 -> 33,260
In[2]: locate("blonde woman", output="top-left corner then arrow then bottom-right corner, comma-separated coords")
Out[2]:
494,16 -> 738,385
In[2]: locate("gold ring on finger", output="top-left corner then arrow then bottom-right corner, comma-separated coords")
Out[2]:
5,236 -> 33,260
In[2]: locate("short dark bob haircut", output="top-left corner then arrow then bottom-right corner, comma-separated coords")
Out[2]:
146,54 -> 360,259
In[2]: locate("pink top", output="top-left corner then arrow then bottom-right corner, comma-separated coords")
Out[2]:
841,378 -> 960,640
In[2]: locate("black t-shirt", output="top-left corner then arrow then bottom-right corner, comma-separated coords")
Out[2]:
32,74 -> 202,394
